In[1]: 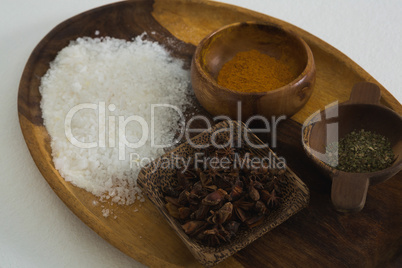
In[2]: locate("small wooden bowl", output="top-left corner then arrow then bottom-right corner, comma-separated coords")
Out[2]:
137,120 -> 309,266
191,21 -> 316,120
303,82 -> 402,212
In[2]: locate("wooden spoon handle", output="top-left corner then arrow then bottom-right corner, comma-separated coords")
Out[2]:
349,82 -> 381,104
331,174 -> 370,212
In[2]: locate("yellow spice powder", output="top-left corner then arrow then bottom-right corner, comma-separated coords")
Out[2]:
217,49 -> 296,93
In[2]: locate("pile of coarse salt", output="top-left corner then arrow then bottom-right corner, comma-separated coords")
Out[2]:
40,34 -> 190,208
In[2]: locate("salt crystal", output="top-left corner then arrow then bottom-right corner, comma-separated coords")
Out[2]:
40,35 -> 191,207
102,208 -> 110,218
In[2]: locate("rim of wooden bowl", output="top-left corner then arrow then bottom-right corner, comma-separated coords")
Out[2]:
193,21 -> 315,96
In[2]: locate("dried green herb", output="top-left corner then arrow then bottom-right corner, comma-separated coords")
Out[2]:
326,129 -> 395,173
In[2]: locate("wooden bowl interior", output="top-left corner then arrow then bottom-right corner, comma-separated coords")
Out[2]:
308,104 -> 402,174
200,23 -> 308,83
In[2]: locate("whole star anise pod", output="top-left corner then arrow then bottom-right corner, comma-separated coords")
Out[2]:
163,136 -> 285,247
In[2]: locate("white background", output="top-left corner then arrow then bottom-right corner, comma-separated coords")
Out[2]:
1,0 -> 401,267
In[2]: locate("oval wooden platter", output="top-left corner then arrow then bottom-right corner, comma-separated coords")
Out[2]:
18,0 -> 402,267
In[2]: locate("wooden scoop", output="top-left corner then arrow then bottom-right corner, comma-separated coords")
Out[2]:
303,82 -> 402,212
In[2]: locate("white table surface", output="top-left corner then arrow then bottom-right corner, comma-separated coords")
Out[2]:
1,0 -> 401,267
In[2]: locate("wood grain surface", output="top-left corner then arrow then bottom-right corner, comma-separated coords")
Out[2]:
18,0 -> 402,267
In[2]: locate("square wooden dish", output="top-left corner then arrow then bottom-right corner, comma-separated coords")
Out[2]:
137,120 -> 310,266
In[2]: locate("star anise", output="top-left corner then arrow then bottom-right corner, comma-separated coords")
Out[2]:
207,202 -> 233,224
266,190 -> 281,207
249,184 -> 260,201
216,146 -> 236,160
163,136 -> 285,247
177,168 -> 197,189
204,168 -> 222,181
265,176 -> 282,193
250,165 -> 270,181
225,221 -> 240,239
233,198 -> 254,222
202,189 -> 227,206
254,200 -> 267,215
203,225 -> 230,246
191,204 -> 210,220
199,172 -> 217,192
182,221 -> 207,236
229,179 -> 243,201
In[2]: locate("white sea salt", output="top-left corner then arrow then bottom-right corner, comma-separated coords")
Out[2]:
102,209 -> 110,218
40,35 -> 190,206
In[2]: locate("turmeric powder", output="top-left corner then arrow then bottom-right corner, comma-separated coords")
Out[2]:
217,49 -> 296,93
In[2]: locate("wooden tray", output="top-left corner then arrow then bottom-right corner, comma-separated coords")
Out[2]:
18,0 -> 402,267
